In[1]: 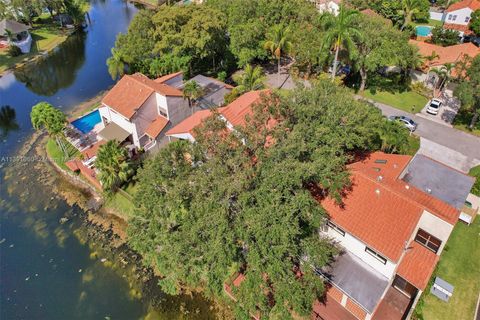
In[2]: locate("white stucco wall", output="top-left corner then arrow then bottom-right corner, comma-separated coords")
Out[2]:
430,11 -> 445,21
99,105 -> 139,147
410,210 -> 454,254
167,132 -> 195,142
445,8 -> 473,25
322,226 -> 397,279
155,93 -> 169,118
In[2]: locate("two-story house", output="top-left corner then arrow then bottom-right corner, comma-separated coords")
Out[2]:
313,152 -> 475,320
443,0 -> 480,35
98,72 -> 232,152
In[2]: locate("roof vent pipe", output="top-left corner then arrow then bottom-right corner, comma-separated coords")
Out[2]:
375,189 -> 380,195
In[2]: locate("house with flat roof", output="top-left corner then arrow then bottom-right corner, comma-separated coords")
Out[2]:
97,72 -> 232,152
166,90 -> 270,142
314,152 -> 474,320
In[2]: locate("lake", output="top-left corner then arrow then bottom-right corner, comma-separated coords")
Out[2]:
0,1 -> 217,319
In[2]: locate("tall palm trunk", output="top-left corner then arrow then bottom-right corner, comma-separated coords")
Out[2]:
277,56 -> 281,86
331,41 -> 340,80
470,110 -> 479,129
401,12 -> 412,31
359,67 -> 367,91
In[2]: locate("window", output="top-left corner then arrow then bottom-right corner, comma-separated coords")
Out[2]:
448,14 -> 453,20
327,221 -> 345,237
365,247 -> 387,264
415,229 -> 442,253
374,159 -> 387,164
465,16 -> 470,23
452,15 -> 457,21
159,108 -> 167,118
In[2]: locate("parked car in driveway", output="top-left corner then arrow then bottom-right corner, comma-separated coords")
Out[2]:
426,98 -> 443,115
388,115 -> 418,131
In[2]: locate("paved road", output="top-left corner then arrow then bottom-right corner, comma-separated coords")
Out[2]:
361,98 -> 480,170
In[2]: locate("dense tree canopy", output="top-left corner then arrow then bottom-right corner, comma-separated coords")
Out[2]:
128,81 -> 409,318
454,55 -> 480,129
352,12 -> 412,91
95,140 -> 133,192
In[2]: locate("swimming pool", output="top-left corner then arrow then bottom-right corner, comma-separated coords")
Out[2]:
416,26 -> 432,37
71,110 -> 101,134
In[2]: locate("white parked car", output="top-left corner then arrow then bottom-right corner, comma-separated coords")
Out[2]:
426,99 -> 442,115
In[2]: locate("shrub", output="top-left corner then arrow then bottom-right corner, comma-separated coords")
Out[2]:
7,45 -> 22,57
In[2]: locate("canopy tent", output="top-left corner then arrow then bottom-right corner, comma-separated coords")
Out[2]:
98,123 -> 130,142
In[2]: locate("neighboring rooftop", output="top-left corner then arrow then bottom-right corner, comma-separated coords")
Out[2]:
319,251 -> 389,313
401,154 -> 475,210
178,74 -> 233,108
396,241 -> 439,290
409,40 -> 480,70
166,90 -> 270,138
319,152 -> 459,262
446,0 -> 480,12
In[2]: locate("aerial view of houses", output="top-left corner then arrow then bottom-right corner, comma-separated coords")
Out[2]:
1,0 -> 480,319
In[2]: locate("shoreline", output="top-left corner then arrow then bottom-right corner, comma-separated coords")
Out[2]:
0,27 -> 76,77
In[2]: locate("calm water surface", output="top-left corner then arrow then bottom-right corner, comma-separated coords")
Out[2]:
0,1 -> 216,319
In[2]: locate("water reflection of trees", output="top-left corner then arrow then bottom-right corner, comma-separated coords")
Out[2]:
13,32 -> 87,97
0,105 -> 19,139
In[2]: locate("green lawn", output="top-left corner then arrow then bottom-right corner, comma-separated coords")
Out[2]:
412,19 -> 443,28
362,89 -> 428,114
452,109 -> 480,137
104,185 -> 137,220
46,138 -> 80,171
0,25 -> 68,73
416,218 -> 480,320
469,165 -> 480,196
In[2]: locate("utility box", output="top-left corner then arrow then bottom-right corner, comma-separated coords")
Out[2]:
430,277 -> 454,302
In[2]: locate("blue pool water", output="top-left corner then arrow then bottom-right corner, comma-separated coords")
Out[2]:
416,26 -> 432,37
71,110 -> 101,133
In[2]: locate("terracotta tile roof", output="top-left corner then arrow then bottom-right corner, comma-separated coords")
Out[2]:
409,40 -> 480,69
154,71 -> 183,84
443,23 -> 473,34
312,297 -> 358,320
220,90 -> 270,127
319,152 -> 459,262
397,242 -> 439,290
446,0 -> 480,12
81,140 -> 106,159
166,90 -> 270,138
144,115 -> 169,138
102,73 -> 182,119
165,109 -> 212,137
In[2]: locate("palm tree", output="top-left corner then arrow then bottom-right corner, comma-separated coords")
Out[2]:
399,0 -> 423,31
30,102 -> 68,156
0,105 -> 19,138
264,24 -> 292,85
320,5 -> 361,80
106,48 -> 125,80
233,64 -> 266,94
183,80 -> 204,114
95,140 -> 133,192
431,62 -> 454,96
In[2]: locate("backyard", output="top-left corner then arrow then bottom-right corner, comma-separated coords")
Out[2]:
415,218 -> 480,320
0,23 -> 69,73
46,137 -> 80,171
359,75 -> 429,114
